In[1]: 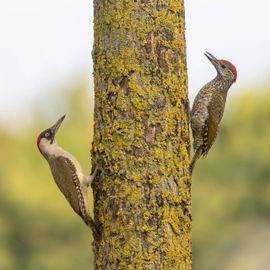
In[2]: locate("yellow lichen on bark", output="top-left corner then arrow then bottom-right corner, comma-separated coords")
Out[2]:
92,0 -> 191,269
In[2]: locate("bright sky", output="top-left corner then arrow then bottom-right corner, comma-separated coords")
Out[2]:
0,0 -> 269,124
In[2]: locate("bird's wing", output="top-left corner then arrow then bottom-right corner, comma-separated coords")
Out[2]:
202,95 -> 226,156
49,156 -> 87,219
202,116 -> 218,156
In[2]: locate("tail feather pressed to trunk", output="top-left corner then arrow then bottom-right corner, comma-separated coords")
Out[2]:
189,148 -> 202,176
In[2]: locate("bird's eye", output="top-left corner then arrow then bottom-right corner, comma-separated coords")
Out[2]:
221,64 -> 226,69
45,132 -> 50,138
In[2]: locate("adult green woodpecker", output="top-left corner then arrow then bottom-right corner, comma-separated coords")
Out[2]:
37,115 -> 99,236
190,52 -> 237,175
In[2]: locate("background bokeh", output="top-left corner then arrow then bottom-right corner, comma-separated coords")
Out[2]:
0,1 -> 270,269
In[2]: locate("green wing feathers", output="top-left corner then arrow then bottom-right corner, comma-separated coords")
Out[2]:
202,116 -> 218,156
49,156 -> 85,218
202,95 -> 226,156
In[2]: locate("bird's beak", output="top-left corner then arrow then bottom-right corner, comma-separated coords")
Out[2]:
204,51 -> 219,68
50,115 -> 66,141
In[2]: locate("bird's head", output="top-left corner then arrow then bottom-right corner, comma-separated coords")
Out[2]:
204,51 -> 237,83
37,115 -> 65,155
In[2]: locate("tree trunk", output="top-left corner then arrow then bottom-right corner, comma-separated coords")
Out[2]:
92,0 -> 191,269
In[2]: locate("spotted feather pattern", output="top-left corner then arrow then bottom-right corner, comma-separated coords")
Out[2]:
190,73 -> 234,174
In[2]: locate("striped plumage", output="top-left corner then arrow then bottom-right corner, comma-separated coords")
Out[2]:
190,52 -> 237,175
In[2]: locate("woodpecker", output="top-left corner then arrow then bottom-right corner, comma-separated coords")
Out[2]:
37,115 -> 98,235
190,51 -> 237,175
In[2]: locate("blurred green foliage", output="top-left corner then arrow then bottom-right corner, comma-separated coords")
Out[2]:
193,87 -> 270,270
0,82 -> 95,270
0,81 -> 269,270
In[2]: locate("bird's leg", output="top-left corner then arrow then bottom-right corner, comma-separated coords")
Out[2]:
188,107 -> 192,120
85,166 -> 99,186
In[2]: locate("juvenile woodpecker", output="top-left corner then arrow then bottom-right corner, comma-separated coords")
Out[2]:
37,115 -> 98,234
190,52 -> 237,174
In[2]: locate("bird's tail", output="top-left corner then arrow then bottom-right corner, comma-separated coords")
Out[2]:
84,214 -> 100,240
190,148 -> 201,176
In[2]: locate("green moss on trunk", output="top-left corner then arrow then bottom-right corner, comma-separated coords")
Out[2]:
92,0 -> 191,269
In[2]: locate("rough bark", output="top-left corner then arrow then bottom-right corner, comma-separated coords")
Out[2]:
92,0 -> 191,269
